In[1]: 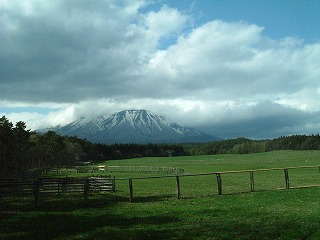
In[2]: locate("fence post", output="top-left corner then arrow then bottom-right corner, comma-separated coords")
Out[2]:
176,176 -> 181,199
57,179 -> 61,194
34,179 -> 40,207
84,179 -> 89,203
216,173 -> 222,195
129,178 -> 133,203
284,169 -> 290,189
250,171 -> 255,192
62,177 -> 67,193
112,176 -> 116,193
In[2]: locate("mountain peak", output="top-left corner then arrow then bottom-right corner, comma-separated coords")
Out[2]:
40,109 -> 219,144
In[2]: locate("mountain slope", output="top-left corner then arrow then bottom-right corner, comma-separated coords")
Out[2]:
43,110 -> 219,144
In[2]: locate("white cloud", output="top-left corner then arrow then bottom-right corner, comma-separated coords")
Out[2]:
1,0 -> 320,138
144,20 -> 320,102
141,5 -> 189,45
0,112 -> 44,129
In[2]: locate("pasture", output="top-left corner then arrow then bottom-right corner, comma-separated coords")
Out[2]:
1,150 -> 319,239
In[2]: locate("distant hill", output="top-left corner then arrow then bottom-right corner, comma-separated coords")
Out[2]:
39,109 -> 219,144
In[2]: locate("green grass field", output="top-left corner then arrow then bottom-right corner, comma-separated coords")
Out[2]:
1,150 -> 319,239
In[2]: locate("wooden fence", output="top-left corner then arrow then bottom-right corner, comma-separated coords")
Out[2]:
1,165 -> 319,205
99,166 -> 185,174
121,165 -> 320,202
0,176 -> 115,206
41,166 -> 185,175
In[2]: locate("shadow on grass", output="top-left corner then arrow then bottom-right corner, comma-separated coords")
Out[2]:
1,189 -> 319,240
1,211 -> 181,240
0,193 -> 129,212
1,193 -> 181,240
3,208 -> 317,240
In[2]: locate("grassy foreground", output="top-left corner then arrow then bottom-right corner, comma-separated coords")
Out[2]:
1,150 -> 319,239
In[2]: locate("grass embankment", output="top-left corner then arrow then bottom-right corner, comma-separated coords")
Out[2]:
1,150 -> 319,239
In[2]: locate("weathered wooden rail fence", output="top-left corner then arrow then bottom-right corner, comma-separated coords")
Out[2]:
1,165 -> 319,205
121,165 -> 320,202
0,176 -> 115,206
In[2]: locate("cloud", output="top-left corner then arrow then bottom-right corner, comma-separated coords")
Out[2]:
0,0 -> 191,103
1,0 -> 149,102
1,0 -> 320,138
198,101 -> 320,139
145,21 -> 320,101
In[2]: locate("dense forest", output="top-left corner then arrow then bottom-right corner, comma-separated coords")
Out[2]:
1,116 -> 320,176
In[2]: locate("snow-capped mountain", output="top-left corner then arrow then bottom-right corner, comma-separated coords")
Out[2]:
39,110 -> 219,144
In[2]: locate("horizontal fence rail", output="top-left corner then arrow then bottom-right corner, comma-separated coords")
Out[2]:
41,166 -> 185,175
0,179 -> 34,195
102,166 -> 185,174
1,165 -> 319,205
115,165 -> 320,202
0,176 -> 115,206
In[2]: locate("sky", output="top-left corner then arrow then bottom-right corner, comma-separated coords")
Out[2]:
1,0 -> 320,139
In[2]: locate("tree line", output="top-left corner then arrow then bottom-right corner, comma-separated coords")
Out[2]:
2,115 -> 320,176
0,116 -> 186,176
183,135 -> 320,155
